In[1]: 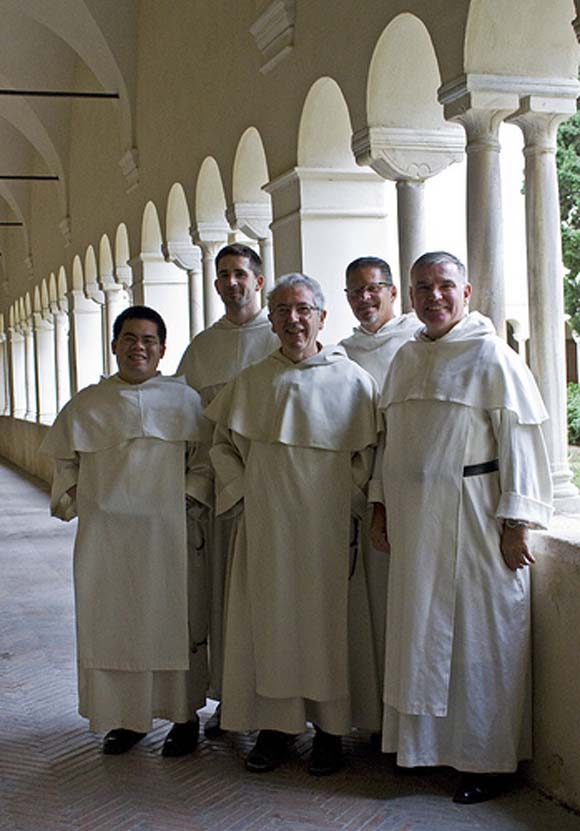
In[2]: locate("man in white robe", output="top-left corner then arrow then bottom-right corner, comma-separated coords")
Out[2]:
176,244 -> 279,735
340,256 -> 419,715
40,306 -> 212,756
370,252 -> 553,803
205,274 -> 379,775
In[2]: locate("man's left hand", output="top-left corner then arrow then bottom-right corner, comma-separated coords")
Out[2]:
500,524 -> 535,571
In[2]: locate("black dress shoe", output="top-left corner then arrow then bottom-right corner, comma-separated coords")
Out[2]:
161,717 -> 200,757
307,729 -> 343,776
204,704 -> 224,738
103,728 -> 147,755
453,773 -> 502,804
245,730 -> 288,773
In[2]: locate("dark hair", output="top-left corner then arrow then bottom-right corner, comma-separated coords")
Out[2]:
215,244 -> 263,277
411,251 -> 466,279
346,256 -> 393,284
113,305 -> 167,345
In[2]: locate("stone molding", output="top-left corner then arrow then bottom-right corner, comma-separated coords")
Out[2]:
352,126 -> 464,182
250,0 -> 296,74
439,73 -> 580,107
226,201 -> 272,240
163,239 -> 202,272
59,217 -> 72,247
190,221 -> 229,246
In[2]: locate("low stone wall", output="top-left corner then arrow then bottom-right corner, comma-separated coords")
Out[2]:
0,416 -> 51,483
530,517 -> 580,812
1,416 -> 580,812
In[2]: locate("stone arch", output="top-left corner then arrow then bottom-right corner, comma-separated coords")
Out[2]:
465,0 -> 579,77
232,128 -> 271,204
57,266 -> 68,301
71,256 -> 84,291
297,77 -> 358,169
99,234 -> 114,282
166,182 -> 192,244
195,157 -> 228,227
48,272 -> 58,305
367,14 -> 448,131
33,286 -> 41,314
83,244 -> 99,295
114,222 -> 132,290
141,201 -> 164,255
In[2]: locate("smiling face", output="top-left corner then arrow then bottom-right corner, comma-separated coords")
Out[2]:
410,260 -> 471,339
345,265 -> 397,332
214,254 -> 263,316
112,318 -> 166,384
268,283 -> 327,363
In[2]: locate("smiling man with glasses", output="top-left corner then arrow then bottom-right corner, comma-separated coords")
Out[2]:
339,256 -> 420,742
205,273 -> 379,777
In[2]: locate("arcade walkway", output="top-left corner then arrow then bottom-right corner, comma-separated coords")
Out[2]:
1,457 -> 579,831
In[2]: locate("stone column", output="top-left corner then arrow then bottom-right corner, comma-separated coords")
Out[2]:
226,202 -> 275,305
440,92 -> 518,337
396,180 -> 426,311
33,310 -> 57,424
507,95 -> 579,508
0,331 -> 8,415
23,317 -> 37,421
165,239 -> 204,338
352,126 -> 464,311
100,275 -> 130,376
191,225 -> 228,328
9,324 -> 26,419
51,302 -> 71,411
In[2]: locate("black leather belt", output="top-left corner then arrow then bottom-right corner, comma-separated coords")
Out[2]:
463,459 -> 499,477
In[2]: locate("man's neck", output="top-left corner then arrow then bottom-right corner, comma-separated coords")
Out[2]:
360,313 -> 395,334
224,303 -> 262,326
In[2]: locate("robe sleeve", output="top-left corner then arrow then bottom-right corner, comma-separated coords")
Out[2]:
490,408 -> 553,529
351,445 -> 376,518
209,424 -> 248,517
185,439 -> 213,512
368,424 -> 386,505
50,457 -> 80,521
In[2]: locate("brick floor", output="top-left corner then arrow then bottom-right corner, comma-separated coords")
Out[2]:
1,456 -> 580,831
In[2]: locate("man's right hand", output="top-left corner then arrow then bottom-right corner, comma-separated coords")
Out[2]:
371,502 -> 390,553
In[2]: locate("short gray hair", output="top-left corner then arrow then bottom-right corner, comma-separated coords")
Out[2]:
411,251 -> 466,281
268,273 -> 326,311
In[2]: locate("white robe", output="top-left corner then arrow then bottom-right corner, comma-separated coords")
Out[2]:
340,313 -> 420,698
370,313 -> 553,771
40,374 -> 212,732
205,346 -> 380,735
176,308 -> 279,697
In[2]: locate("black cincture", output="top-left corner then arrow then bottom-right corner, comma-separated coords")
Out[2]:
463,459 -> 499,477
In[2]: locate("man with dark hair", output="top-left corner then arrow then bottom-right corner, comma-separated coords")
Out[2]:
177,244 -> 279,735
340,256 -> 419,725
370,251 -> 552,803
41,306 -> 212,756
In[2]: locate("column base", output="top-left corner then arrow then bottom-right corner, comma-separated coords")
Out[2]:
553,462 -> 580,515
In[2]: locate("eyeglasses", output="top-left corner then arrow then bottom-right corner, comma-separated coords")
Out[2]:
344,282 -> 391,300
270,303 -> 321,320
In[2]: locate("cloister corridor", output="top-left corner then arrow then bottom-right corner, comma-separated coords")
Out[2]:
1,456 -> 580,831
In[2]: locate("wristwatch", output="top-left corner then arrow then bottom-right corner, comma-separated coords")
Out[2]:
504,518 -> 531,529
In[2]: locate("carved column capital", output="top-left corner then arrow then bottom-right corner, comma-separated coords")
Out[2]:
506,95 -> 577,153
352,125 -> 464,181
226,202 -> 272,240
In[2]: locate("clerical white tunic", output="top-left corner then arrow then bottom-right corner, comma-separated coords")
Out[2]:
370,313 -> 553,772
177,308 -> 279,697
340,313 -> 419,702
40,374 -> 212,732
205,346 -> 380,734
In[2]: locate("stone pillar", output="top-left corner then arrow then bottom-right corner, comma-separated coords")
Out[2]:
23,317 -> 37,421
9,324 -> 26,419
129,252 -> 189,373
226,202 -> 275,305
190,225 -> 228,328
33,310 -> 57,424
507,94 -> 580,508
0,331 -> 8,415
68,286 -> 104,395
99,267 -> 130,375
352,126 -> 464,312
51,302 -> 71,412
165,239 -> 204,338
396,180 -> 426,311
264,166 -> 389,343
440,94 -> 518,337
